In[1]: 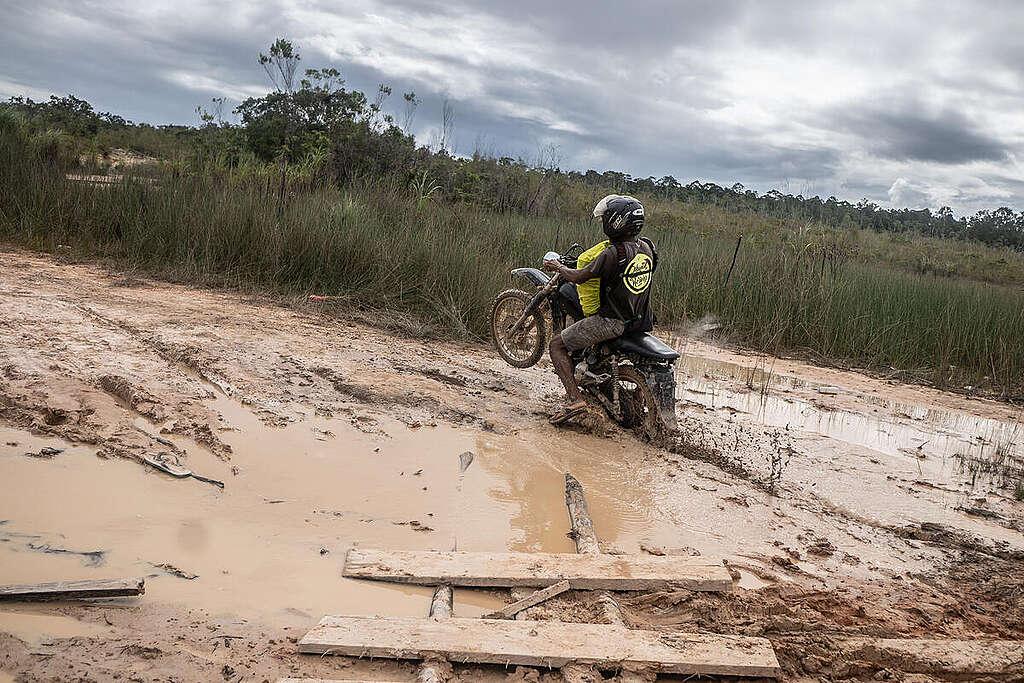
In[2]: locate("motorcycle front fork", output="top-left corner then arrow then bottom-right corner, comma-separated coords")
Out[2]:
575,355 -> 622,422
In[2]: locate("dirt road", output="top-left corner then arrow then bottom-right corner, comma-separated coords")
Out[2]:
1,249 -> 1022,681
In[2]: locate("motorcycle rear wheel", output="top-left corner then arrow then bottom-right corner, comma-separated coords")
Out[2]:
490,289 -> 547,368
616,365 -> 664,441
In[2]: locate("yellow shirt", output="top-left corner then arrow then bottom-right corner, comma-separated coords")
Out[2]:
576,240 -> 610,316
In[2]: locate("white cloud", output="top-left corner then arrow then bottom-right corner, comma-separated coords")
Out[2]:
163,71 -> 268,103
0,77 -> 54,101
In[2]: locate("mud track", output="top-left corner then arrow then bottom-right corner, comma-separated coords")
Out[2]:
1,249 -> 1022,682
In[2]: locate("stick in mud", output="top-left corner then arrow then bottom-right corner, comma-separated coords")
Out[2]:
483,580 -> 571,620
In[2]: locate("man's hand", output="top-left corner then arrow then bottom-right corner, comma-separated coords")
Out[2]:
543,259 -> 562,272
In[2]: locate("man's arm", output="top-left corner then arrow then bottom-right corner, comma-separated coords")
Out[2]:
543,259 -> 600,284
543,246 -> 612,284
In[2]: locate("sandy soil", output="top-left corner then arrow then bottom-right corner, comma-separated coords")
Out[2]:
1,249 -> 1022,682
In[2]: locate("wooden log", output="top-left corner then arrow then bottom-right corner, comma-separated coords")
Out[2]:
564,473 -> 600,554
343,549 -> 732,592
483,580 -> 571,619
298,615 -> 781,678
417,655 -> 451,683
561,663 -> 602,683
0,577 -> 144,601
419,584 -> 454,682
427,584 -> 453,619
564,473 -> 625,628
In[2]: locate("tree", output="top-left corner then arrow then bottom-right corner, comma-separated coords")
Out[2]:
401,91 -> 420,135
236,43 -> 367,161
439,98 -> 455,154
259,39 -> 300,93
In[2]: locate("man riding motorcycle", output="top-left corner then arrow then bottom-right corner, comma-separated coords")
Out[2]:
543,194 -> 656,424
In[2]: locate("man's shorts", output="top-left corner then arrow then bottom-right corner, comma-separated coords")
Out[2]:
560,315 -> 625,352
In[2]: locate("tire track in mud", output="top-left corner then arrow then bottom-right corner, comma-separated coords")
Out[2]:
309,365 -> 498,431
67,303 -> 236,459
72,303 -> 234,396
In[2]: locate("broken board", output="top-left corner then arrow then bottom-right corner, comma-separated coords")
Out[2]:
0,577 -> 145,601
483,580 -> 571,619
300,616 -> 780,677
343,549 -> 733,591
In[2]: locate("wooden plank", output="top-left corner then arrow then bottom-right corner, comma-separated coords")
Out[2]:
840,638 -> 1024,675
344,549 -> 733,592
278,680 -> 408,683
0,577 -> 144,601
299,615 -> 780,678
483,580 -> 571,619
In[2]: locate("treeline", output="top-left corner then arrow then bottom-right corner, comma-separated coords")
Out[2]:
578,174 -> 1024,250
6,38 -> 1024,252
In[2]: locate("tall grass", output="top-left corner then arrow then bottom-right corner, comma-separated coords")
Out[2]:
2,123 -> 1023,397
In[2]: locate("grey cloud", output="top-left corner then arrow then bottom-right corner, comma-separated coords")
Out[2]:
832,100 -> 1009,164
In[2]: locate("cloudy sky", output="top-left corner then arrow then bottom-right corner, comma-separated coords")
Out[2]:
2,0 -> 1022,213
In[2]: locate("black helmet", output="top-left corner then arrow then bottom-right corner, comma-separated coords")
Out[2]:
593,194 -> 645,240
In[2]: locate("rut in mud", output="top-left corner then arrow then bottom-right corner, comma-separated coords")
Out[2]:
1,249 -> 1023,682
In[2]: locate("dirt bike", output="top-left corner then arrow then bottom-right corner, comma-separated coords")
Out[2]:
490,244 -> 679,438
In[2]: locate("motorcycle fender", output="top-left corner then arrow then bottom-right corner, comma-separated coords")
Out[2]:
510,267 -> 550,287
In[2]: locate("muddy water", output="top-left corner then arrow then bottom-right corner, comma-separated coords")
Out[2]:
676,353 -> 1023,484
0,610 -> 110,647
1,386 -> 686,630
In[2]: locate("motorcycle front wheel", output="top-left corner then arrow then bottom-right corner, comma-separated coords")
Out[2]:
490,289 -> 547,368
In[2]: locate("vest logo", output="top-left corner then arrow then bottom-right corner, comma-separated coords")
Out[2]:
623,253 -> 653,294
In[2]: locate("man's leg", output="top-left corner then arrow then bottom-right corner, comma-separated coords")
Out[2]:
548,316 -> 624,420
549,334 -> 585,408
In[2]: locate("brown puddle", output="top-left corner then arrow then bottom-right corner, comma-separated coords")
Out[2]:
0,610 -> 111,647
0,386 -> 695,629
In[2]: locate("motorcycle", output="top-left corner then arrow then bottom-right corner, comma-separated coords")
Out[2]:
489,244 -> 680,437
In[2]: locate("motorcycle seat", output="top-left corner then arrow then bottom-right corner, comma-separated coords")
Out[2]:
607,332 -> 681,360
